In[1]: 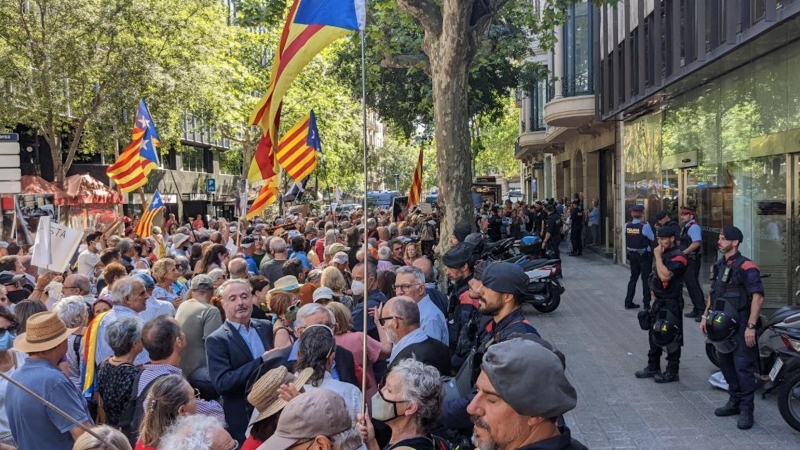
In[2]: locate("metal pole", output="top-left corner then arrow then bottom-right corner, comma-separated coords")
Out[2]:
0,370 -> 112,447
360,27 -> 370,417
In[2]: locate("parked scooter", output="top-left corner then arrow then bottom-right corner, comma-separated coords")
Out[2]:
514,237 -> 564,313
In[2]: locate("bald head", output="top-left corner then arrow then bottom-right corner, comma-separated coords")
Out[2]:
64,274 -> 91,296
412,257 -> 433,283
228,258 -> 249,279
383,296 -> 420,342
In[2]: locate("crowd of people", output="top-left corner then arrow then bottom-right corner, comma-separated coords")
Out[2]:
0,203 -> 586,450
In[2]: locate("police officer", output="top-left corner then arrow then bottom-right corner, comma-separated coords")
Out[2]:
443,242 -> 478,370
568,199 -> 584,256
486,206 -> 503,242
542,204 -> 563,259
635,227 -> 687,383
700,226 -> 764,430
654,210 -> 680,237
441,262 -> 539,437
679,206 -> 705,321
624,205 -> 654,309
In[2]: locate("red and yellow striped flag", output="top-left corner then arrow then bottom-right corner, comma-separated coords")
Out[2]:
408,148 -> 423,206
247,135 -> 280,220
135,191 -> 165,238
276,111 -> 321,183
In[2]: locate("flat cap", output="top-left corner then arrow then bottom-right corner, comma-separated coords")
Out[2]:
481,262 -> 528,297
473,260 -> 493,282
482,338 -> 577,418
720,226 -> 744,243
0,271 -> 24,286
630,204 -> 644,212
453,221 -> 472,244
655,210 -> 668,220
442,243 -> 472,268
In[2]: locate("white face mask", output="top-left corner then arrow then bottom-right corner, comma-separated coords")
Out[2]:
351,280 -> 365,296
95,242 -> 103,252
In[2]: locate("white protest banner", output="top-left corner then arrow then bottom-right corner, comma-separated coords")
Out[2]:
31,217 -> 83,273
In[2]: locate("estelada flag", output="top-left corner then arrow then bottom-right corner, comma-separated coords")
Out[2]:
276,110 -> 321,182
408,148 -> 423,206
107,99 -> 160,193
247,135 -> 280,220
135,190 -> 165,238
247,0 -> 365,184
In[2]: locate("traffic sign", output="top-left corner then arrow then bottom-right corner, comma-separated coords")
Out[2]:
0,133 -> 19,142
206,178 -> 216,193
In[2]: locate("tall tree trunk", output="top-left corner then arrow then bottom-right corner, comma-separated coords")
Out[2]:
49,134 -> 65,189
424,0 -> 474,258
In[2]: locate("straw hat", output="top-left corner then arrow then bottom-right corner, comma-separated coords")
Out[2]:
269,276 -> 303,293
247,367 -> 313,425
14,311 -> 78,353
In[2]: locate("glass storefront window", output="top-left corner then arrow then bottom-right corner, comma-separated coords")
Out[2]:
529,78 -> 547,131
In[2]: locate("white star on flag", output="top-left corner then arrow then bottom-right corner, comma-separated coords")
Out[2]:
137,117 -> 150,129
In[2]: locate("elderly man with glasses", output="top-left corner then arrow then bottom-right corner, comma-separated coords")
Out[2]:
393,266 -> 448,345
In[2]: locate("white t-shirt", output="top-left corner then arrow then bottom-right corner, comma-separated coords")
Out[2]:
76,250 -> 101,276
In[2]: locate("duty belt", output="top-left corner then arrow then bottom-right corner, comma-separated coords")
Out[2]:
627,248 -> 650,254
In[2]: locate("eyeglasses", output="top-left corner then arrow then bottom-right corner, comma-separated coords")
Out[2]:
393,283 -> 422,292
62,285 -> 78,290
378,316 -> 404,326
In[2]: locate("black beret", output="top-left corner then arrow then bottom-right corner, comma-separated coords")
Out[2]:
482,262 -> 529,297
721,226 -> 744,243
442,243 -> 473,268
630,204 -> 644,212
657,227 -> 677,238
655,210 -> 668,220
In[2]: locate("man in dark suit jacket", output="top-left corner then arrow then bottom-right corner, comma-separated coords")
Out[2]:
260,303 -> 359,387
378,296 -> 452,378
206,279 -> 275,443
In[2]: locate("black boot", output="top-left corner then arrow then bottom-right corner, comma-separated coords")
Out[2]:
635,367 -> 660,378
654,372 -> 679,383
625,302 -> 640,310
737,409 -> 754,430
714,400 -> 741,417
684,310 -> 701,318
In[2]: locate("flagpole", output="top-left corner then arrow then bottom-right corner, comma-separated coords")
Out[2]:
359,26 -> 369,417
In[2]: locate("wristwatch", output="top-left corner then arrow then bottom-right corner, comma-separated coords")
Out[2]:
747,323 -> 756,330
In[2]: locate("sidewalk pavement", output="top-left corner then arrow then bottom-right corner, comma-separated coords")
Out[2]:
523,248 -> 800,449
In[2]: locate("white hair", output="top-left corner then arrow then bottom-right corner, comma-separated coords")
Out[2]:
157,414 -> 227,450
111,277 -> 143,306
331,427 -> 363,450
296,303 -> 336,328
54,295 -> 88,328
207,268 -> 226,283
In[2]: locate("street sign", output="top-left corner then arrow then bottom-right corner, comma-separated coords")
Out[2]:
0,181 -> 21,194
206,178 -> 216,193
532,162 -> 545,170
0,155 -> 20,168
0,133 -> 19,142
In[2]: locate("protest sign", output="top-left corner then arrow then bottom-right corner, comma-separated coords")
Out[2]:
31,216 -> 82,273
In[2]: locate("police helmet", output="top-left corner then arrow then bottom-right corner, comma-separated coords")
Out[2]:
706,305 -> 739,354
650,310 -> 681,354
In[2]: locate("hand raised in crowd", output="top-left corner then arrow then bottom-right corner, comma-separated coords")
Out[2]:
277,383 -> 300,402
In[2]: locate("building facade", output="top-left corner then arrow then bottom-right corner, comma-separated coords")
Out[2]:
602,0 -> 800,309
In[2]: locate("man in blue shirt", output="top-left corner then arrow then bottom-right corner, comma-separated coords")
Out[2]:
238,236 -> 259,274
8,312 -> 93,450
624,205 -> 655,309
394,266 -> 448,345
679,206 -> 705,321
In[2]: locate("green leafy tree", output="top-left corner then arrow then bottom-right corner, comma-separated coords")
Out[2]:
0,0 -> 233,187
332,0 -> 586,253
472,94 -> 520,177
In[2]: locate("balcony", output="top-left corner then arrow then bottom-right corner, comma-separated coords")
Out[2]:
543,74 -> 595,128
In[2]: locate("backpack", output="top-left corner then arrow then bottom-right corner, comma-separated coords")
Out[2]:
118,371 -> 162,446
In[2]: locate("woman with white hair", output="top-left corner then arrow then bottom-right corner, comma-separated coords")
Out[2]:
357,358 -> 444,450
54,295 -> 89,391
376,245 -> 394,271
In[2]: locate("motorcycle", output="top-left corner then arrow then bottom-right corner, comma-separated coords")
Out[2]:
512,237 -> 564,313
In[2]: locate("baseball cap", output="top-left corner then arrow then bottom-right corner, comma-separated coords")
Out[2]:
326,243 -> 351,255
481,338 -> 577,418
313,287 -> 334,303
240,236 -> 256,249
191,274 -> 215,292
481,262 -> 529,297
332,252 -> 349,265
0,271 -> 24,286
259,389 -> 352,450
133,273 -> 155,290
0,242 -> 8,249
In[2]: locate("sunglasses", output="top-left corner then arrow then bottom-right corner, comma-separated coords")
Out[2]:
378,316 -> 404,326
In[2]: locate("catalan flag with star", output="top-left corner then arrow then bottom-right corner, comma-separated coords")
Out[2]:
277,110 -> 322,182
135,190 -> 165,238
107,99 -> 161,193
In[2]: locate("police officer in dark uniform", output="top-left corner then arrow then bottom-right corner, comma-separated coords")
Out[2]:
441,262 -> 539,438
701,226 -> 764,430
655,210 -> 680,236
624,205 -> 654,309
486,206 -> 503,242
443,242 -> 479,370
635,226 -> 687,383
679,206 -> 705,321
542,204 -> 563,259
568,199 -> 584,256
